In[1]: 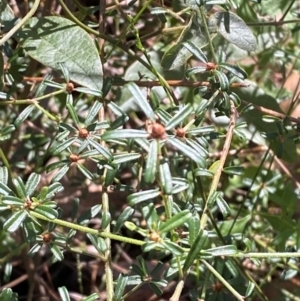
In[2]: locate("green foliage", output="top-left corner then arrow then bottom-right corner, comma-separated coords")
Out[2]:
0,0 -> 300,300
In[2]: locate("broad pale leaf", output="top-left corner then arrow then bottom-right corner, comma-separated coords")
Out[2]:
17,16 -> 103,91
214,12 -> 257,52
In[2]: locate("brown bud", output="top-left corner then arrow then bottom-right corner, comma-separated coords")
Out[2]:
69,153 -> 79,162
66,82 -> 74,93
149,231 -> 161,243
42,233 -> 52,243
175,127 -> 186,138
150,123 -> 165,139
206,62 -> 218,71
78,128 -> 89,139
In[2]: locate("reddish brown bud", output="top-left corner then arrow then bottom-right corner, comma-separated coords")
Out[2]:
69,153 -> 79,162
150,123 -> 165,139
206,62 -> 218,71
66,82 -> 74,93
78,128 -> 89,139
175,127 -> 186,138
42,233 -> 52,243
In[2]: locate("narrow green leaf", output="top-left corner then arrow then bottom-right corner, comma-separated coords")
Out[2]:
216,195 -> 231,218
43,79 -> 64,89
46,159 -> 71,172
25,173 -> 41,197
0,166 -> 9,185
28,243 -> 42,257
87,233 -> 107,253
194,168 -> 213,177
214,70 -> 229,91
183,229 -> 207,273
155,108 -> 172,124
2,196 -> 24,206
4,210 -> 28,232
188,215 -> 200,245
183,40 -> 208,63
34,205 -> 58,219
186,138 -> 209,159
101,211 -> 111,229
168,138 -> 206,167
219,63 -> 248,79
114,274 -> 128,301
225,260 -> 239,277
85,101 -> 103,126
58,286 -> 70,301
186,66 -> 207,77
223,166 -> 244,176
77,204 -> 102,225
142,203 -> 159,230
0,182 -> 13,196
207,191 -> 219,208
165,104 -> 193,131
88,139 -> 113,160
12,177 -> 27,198
86,121 -> 110,131
145,139 -> 158,184
159,159 -> 173,195
113,153 -> 141,164
50,244 -> 64,261
149,282 -> 163,296
206,245 -> 238,256
46,182 -> 64,198
104,165 -> 117,186
162,241 -> 184,256
0,92 -> 13,100
77,163 -> 94,180
82,293 -> 99,301
245,281 -> 255,298
37,187 -> 49,201
74,87 -> 103,97
102,129 -> 148,140
187,125 -> 215,135
114,207 -> 135,233
127,189 -> 161,206
0,204 -> 10,212
51,164 -> 70,182
126,82 -> 155,120
14,104 -> 35,127
53,137 -> 76,155
66,102 -> 80,126
159,209 -> 192,233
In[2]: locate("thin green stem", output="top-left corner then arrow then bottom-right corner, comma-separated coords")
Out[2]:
0,0 -> 41,46
199,6 -> 217,62
33,102 -> 58,121
29,211 -> 144,246
0,100 -> 35,105
200,100 -> 238,230
279,0 -> 296,22
0,148 -> 13,179
102,191 -> 114,301
202,260 -> 244,301
230,252 -> 300,258
247,18 -> 300,27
